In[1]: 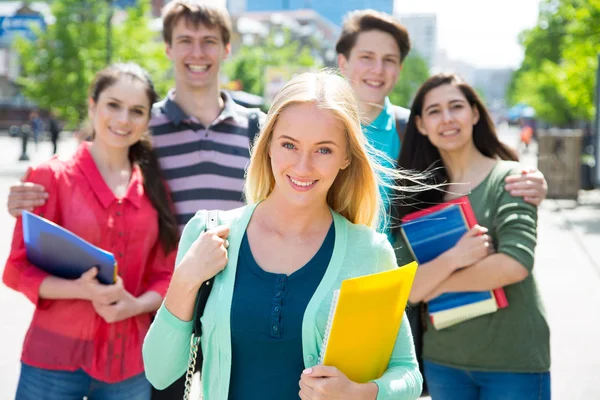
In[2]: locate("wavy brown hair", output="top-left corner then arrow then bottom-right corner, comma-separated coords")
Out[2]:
88,62 -> 179,253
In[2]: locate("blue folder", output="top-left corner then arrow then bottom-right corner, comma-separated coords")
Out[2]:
22,211 -> 117,285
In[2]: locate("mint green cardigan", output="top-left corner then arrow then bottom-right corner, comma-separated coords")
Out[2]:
142,204 -> 422,399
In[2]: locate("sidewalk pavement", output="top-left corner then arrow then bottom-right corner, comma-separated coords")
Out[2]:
0,135 -> 599,399
0,133 -> 79,179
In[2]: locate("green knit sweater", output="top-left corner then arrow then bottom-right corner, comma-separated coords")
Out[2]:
394,160 -> 550,372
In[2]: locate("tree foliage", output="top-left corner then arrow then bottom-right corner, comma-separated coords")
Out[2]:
388,53 -> 430,108
15,0 -> 171,128
226,29 -> 430,109
508,0 -> 600,126
224,29 -> 319,100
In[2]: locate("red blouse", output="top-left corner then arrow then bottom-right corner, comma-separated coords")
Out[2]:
3,142 -> 177,383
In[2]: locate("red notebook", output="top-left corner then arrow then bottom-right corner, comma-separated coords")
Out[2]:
402,197 -> 508,309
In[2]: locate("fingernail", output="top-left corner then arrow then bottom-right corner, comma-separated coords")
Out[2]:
303,368 -> 312,374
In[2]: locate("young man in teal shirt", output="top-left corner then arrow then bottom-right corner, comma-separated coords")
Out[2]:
335,9 -> 548,236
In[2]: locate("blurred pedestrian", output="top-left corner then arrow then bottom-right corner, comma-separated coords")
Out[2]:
3,62 -> 178,400
393,73 -> 550,400
48,110 -> 61,155
29,110 -> 43,151
143,70 -> 423,400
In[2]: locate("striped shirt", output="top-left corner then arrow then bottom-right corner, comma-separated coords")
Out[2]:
150,89 -> 261,230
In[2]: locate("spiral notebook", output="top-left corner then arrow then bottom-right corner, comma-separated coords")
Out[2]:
318,262 -> 418,383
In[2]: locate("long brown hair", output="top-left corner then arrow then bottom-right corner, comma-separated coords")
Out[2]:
393,73 -> 518,228
88,62 -> 178,252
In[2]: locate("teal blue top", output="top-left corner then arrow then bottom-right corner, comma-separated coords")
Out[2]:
143,204 -> 422,399
362,97 -> 401,240
228,225 -> 333,399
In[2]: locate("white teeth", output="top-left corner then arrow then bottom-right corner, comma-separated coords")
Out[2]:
111,129 -> 129,135
188,64 -> 208,72
290,177 -> 315,187
365,80 -> 384,87
441,130 -> 459,136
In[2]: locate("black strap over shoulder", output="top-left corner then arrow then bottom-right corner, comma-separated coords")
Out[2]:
247,109 -> 261,145
192,210 -> 219,337
393,105 -> 410,143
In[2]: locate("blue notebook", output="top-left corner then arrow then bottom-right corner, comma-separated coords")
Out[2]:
400,204 -> 468,265
401,201 -> 505,329
22,211 -> 117,285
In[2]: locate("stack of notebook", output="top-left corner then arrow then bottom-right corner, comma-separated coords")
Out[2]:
400,197 -> 508,330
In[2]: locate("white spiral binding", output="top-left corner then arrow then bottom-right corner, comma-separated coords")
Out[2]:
318,289 -> 340,365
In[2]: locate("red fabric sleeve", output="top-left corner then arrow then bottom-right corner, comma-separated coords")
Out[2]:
2,161 -> 61,306
143,240 -> 177,298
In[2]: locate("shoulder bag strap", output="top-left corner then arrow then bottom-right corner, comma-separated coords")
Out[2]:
184,210 -> 220,400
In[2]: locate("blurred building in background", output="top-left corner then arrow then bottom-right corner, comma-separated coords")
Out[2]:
232,9 -> 339,66
0,2 -> 51,128
396,13 -> 437,67
228,0 -> 393,26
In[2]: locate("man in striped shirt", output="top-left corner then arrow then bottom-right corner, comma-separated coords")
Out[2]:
151,1 -> 262,230
8,0 -> 262,231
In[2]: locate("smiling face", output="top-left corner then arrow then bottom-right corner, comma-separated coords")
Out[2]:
416,83 -> 480,154
88,77 -> 151,151
165,19 -> 230,91
338,30 -> 401,107
268,102 -> 350,209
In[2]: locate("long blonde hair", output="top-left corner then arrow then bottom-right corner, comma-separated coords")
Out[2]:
245,70 -> 421,229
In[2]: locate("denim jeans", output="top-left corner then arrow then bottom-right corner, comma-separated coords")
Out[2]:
15,363 -> 151,400
424,360 -> 551,400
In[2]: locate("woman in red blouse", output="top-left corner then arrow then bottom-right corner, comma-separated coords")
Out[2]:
3,63 -> 178,400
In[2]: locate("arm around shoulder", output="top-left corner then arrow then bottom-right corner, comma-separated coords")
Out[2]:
8,166 -> 50,217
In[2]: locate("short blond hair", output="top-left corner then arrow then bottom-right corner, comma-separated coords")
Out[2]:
245,70 -> 384,228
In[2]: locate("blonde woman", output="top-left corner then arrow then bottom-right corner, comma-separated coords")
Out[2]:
142,71 -> 422,399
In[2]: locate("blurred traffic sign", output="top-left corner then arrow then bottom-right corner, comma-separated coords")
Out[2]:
0,15 -> 46,41
114,0 -> 137,8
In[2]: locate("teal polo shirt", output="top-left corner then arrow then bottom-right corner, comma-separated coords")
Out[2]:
362,97 -> 401,241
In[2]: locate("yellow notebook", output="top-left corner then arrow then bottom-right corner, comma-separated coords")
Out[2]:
319,261 -> 418,383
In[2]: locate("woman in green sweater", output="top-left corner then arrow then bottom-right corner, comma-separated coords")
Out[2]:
392,73 -> 550,400
143,71 -> 423,399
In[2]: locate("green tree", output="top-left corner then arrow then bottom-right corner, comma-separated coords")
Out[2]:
224,30 -> 319,101
388,53 -> 430,108
508,0 -> 600,126
15,0 -> 171,128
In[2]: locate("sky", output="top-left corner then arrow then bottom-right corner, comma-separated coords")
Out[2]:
394,0 -> 541,68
